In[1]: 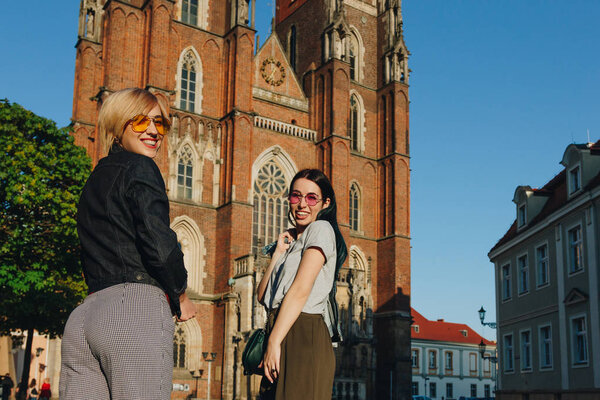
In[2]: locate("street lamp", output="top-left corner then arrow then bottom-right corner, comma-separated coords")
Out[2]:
478,306 -> 497,329
202,352 -> 217,400
35,347 -> 44,384
189,368 -> 204,399
479,340 -> 498,395
478,340 -> 497,363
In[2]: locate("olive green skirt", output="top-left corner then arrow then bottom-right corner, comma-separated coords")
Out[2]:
260,311 -> 335,400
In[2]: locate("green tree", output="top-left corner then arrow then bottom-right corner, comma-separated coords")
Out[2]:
0,100 -> 91,397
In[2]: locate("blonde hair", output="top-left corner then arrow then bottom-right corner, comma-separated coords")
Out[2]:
97,88 -> 171,155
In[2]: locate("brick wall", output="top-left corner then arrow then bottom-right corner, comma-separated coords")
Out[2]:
72,0 -> 411,398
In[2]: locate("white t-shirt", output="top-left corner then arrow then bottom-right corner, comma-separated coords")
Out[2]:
263,220 -> 337,317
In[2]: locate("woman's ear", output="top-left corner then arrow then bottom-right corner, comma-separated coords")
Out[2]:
322,197 -> 331,209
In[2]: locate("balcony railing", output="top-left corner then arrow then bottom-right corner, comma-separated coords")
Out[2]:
254,116 -> 316,141
234,255 -> 254,277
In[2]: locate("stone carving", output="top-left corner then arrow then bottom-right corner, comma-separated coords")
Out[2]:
183,51 -> 197,71
237,0 -> 249,25
79,0 -> 104,40
86,10 -> 95,37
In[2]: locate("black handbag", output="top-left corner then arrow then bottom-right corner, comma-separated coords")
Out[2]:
242,328 -> 266,376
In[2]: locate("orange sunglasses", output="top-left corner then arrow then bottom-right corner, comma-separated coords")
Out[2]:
125,114 -> 169,136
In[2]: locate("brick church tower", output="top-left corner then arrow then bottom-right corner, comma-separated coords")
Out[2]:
71,0 -> 411,398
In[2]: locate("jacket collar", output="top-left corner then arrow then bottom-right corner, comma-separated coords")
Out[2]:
109,142 -> 125,155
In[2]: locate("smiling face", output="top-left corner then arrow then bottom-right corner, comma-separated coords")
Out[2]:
289,177 -> 330,234
120,104 -> 163,158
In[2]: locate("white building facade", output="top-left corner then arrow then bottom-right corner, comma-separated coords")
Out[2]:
412,309 -> 497,400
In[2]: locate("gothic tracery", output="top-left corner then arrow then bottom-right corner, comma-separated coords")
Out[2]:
252,159 -> 290,253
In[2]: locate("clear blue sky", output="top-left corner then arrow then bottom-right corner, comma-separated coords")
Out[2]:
2,1 -> 599,340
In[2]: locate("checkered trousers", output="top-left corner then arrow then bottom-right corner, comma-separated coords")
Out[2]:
60,283 -> 175,400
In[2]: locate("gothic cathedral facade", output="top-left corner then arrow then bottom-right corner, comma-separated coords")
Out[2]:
72,0 -> 411,398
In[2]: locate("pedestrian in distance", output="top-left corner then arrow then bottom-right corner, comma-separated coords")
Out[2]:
60,88 -> 196,400
1,374 -> 14,400
257,169 -> 347,400
26,379 -> 37,400
38,378 -> 50,400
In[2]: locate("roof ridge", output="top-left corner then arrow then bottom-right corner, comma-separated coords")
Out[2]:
411,308 -> 495,345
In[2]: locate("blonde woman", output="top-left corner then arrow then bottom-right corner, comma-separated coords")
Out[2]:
60,88 -> 195,399
38,378 -> 50,400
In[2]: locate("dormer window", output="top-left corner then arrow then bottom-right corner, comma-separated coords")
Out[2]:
569,165 -> 581,195
460,330 -> 468,337
518,204 -> 527,228
412,325 -> 420,333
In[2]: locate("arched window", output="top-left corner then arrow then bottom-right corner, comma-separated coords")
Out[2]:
177,145 -> 194,200
173,326 -> 187,368
350,95 -> 359,151
181,0 -> 198,26
359,296 -> 365,322
347,30 -> 362,82
349,91 -> 364,153
349,41 -> 356,80
252,160 -> 289,253
180,52 -> 197,112
349,183 -> 360,231
289,25 -> 297,71
399,51 -> 407,82
172,216 -> 206,294
349,246 -> 367,271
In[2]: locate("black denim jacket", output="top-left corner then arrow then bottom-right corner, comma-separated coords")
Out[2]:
77,144 -> 187,316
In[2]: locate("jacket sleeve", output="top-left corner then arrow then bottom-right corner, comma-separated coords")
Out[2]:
125,156 -> 188,316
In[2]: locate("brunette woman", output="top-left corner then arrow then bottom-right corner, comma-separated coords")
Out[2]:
257,169 -> 347,400
26,379 -> 37,400
60,88 -> 195,399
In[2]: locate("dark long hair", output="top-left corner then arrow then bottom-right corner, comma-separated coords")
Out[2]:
288,169 -> 348,276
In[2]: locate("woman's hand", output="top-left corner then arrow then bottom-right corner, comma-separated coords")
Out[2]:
259,338 -> 282,383
257,229 -> 296,305
274,229 -> 295,255
177,292 -> 196,322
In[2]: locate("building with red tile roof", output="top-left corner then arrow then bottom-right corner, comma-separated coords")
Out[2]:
412,308 -> 495,346
411,308 -> 497,399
